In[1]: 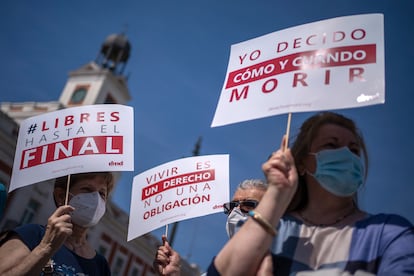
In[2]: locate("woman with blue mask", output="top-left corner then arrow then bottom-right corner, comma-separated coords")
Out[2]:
208,112 -> 414,276
0,172 -> 113,275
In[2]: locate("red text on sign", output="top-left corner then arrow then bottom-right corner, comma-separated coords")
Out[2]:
141,169 -> 215,200
20,135 -> 123,169
226,44 -> 376,89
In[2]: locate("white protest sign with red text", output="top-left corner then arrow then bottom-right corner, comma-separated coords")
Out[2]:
127,154 -> 229,241
9,104 -> 134,192
211,14 -> 385,127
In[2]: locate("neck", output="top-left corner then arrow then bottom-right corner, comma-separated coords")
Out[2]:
64,225 -> 95,258
67,224 -> 88,244
299,201 -> 357,227
65,234 -> 88,254
299,181 -> 358,226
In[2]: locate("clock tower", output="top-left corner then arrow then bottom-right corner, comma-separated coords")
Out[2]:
59,33 -> 132,107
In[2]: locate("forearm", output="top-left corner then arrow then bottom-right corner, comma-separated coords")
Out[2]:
213,144 -> 297,275
0,241 -> 54,275
214,186 -> 291,275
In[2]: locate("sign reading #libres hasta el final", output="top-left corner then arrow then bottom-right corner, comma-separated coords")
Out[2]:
211,14 -> 385,127
9,104 -> 134,192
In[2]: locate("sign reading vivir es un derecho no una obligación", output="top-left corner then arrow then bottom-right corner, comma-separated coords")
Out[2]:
9,104 -> 134,192
211,14 -> 385,127
128,154 -> 229,241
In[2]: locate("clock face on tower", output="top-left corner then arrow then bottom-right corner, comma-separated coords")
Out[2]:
70,85 -> 89,105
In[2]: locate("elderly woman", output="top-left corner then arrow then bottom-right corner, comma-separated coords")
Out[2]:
0,172 -> 114,275
208,112 -> 414,275
153,179 -> 268,276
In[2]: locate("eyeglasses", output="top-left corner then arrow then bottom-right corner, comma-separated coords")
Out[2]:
223,200 -> 259,215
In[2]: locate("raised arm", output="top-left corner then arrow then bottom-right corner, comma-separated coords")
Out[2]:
0,205 -> 74,275
213,136 -> 298,275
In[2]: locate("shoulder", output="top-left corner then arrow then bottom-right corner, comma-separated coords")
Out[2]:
14,224 -> 45,238
14,223 -> 45,232
357,213 -> 413,229
361,214 -> 414,274
0,230 -> 14,246
0,224 -> 44,242
355,213 -> 414,250
206,257 -> 221,276
94,251 -> 109,264
94,251 -> 111,273
13,224 -> 45,250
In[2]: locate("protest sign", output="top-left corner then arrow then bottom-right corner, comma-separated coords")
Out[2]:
211,14 -> 385,127
9,104 -> 134,192
127,154 -> 229,241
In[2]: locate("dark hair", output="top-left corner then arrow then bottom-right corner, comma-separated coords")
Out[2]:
287,112 -> 369,212
54,172 -> 115,195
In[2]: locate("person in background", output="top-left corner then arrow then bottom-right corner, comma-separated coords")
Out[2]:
153,179 -> 268,276
0,172 -> 114,275
208,111 -> 414,275
223,179 -> 268,238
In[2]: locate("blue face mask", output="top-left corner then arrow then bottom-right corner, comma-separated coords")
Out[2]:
308,147 -> 365,197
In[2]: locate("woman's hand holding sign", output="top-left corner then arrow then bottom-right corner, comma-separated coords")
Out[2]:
40,205 -> 75,255
262,136 -> 298,211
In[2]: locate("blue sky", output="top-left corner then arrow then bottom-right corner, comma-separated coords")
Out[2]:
1,0 -> 414,271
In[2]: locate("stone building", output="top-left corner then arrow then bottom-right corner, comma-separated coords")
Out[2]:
0,33 -> 200,276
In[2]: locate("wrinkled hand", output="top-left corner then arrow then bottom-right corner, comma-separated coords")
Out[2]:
39,205 -> 74,255
153,235 -> 181,276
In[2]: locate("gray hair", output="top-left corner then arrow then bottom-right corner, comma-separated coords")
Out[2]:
237,179 -> 268,191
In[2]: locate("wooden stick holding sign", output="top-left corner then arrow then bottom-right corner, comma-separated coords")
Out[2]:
64,174 -> 71,205
283,113 -> 292,152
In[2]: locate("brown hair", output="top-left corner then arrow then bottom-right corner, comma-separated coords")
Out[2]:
287,112 -> 369,212
54,172 -> 115,195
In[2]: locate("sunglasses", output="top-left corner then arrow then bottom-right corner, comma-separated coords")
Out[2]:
223,200 -> 259,215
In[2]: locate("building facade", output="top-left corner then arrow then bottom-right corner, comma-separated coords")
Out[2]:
0,33 -> 200,276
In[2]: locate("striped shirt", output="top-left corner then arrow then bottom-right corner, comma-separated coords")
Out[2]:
207,213 -> 414,275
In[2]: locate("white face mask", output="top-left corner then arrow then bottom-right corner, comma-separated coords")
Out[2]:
69,191 -> 106,227
225,207 -> 248,238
